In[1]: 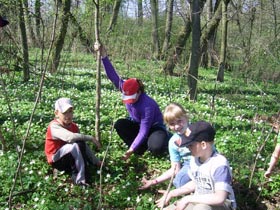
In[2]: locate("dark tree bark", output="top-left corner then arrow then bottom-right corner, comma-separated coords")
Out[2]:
188,0 -> 201,101
107,0 -> 122,32
271,0 -> 277,39
163,15 -> 191,75
161,0 -> 174,59
202,0 -> 216,68
151,0 -> 160,58
49,0 -> 71,73
217,0 -> 230,82
23,0 -> 37,47
200,0 -> 222,52
163,0 -> 206,75
69,12 -> 92,52
18,0 -> 30,82
35,0 -> 42,47
137,0 -> 143,26
0,126 -> 6,152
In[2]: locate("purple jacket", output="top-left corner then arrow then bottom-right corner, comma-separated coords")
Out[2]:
101,56 -> 165,150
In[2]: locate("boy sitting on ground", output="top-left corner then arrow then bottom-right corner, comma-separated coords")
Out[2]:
156,121 -> 236,210
45,97 -> 101,186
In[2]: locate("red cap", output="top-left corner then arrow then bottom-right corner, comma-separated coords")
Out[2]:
122,78 -> 139,104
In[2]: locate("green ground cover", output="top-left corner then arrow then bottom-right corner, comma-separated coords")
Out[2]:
0,54 -> 279,209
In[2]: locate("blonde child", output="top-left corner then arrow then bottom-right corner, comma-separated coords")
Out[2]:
139,103 -> 191,189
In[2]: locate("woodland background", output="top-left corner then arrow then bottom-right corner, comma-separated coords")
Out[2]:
0,0 -> 279,209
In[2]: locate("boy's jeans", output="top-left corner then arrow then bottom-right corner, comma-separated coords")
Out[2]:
173,161 -> 191,188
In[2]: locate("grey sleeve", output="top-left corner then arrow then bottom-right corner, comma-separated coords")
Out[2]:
50,122 -> 93,143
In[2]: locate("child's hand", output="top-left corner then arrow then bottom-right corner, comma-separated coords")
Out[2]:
92,137 -> 101,150
175,197 -> 190,210
264,170 -> 272,178
139,177 -> 154,190
155,190 -> 171,208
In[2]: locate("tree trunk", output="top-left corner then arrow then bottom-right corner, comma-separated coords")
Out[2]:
271,0 -> 277,39
69,12 -> 92,52
49,0 -> 71,73
107,0 -> 122,32
0,127 -> 6,152
217,0 -> 229,82
18,0 -> 30,82
137,0 -> 143,26
163,15 -> 191,75
23,0 -> 37,47
200,0 -> 222,52
163,0 -> 206,75
150,0 -> 160,58
94,0 -> 101,142
161,0 -> 174,59
207,0 -> 216,68
35,0 -> 42,47
188,0 -> 201,101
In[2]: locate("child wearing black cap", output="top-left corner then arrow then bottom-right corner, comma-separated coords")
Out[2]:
94,43 -> 171,160
156,121 -> 236,210
45,98 -> 101,186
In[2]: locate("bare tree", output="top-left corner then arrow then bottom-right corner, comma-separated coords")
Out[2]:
23,0 -> 37,47
49,0 -> 71,73
69,12 -> 92,52
94,0 -> 101,143
271,0 -> 277,39
200,0 -> 222,53
137,0 -> 143,25
35,0 -> 42,47
163,14 -> 191,75
161,0 -> 174,59
217,0 -> 230,82
188,0 -> 201,101
151,0 -> 160,58
200,0 -> 218,68
18,0 -> 30,82
163,0 -> 206,75
107,0 -> 122,32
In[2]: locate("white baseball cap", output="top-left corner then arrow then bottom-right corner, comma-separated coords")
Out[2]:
55,98 -> 73,113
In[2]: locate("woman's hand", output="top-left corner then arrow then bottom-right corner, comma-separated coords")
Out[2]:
94,42 -> 107,58
122,148 -> 133,161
